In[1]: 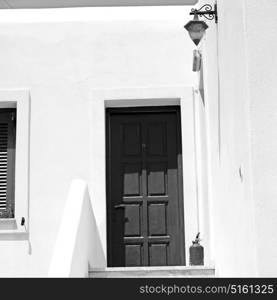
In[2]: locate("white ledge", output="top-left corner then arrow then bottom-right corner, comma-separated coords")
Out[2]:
0,219 -> 28,240
0,231 -> 29,241
0,218 -> 18,230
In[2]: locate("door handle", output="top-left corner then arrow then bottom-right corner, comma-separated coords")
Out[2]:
114,204 -> 125,209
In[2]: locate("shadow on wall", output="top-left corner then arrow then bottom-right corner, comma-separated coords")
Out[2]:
90,201 -> 106,270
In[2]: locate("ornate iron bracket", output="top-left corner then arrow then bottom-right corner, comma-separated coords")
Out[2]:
190,3 -> 218,23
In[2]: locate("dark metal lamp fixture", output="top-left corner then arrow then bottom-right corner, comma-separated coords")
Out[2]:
184,3 -> 218,46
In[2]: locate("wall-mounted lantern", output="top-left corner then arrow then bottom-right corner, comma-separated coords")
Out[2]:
184,3 -> 218,46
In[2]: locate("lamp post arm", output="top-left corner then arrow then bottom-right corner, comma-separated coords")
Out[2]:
190,3 -> 218,23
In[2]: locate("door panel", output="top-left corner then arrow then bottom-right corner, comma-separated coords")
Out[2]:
107,106 -> 185,267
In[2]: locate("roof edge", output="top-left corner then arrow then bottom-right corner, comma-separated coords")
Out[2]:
0,0 -> 198,9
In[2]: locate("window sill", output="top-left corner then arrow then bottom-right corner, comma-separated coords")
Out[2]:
0,218 -> 28,241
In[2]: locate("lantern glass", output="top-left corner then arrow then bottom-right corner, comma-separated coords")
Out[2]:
184,15 -> 209,46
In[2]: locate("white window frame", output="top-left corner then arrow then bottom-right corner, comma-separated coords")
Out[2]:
0,90 -> 30,240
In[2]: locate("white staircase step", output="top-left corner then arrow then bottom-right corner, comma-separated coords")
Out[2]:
89,266 -> 215,278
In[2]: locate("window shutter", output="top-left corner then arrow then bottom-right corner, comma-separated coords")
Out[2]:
0,109 -> 16,219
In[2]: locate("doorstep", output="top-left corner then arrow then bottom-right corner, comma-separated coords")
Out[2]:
89,266 -> 215,278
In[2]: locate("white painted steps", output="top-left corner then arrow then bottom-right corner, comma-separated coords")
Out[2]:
90,266 -> 215,278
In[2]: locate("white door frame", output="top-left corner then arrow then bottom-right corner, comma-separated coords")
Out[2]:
89,86 -> 209,267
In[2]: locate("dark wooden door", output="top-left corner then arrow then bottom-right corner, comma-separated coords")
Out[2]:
107,106 -> 185,267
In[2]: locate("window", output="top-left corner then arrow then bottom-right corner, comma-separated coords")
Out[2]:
0,109 -> 16,219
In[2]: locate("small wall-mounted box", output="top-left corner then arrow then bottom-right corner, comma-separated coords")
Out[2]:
193,49 -> 202,72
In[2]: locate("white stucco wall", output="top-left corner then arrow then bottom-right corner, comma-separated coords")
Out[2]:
202,0 -> 277,277
2,1 -> 276,278
0,7 -> 195,276
245,0 -> 277,277
201,0 -> 258,276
